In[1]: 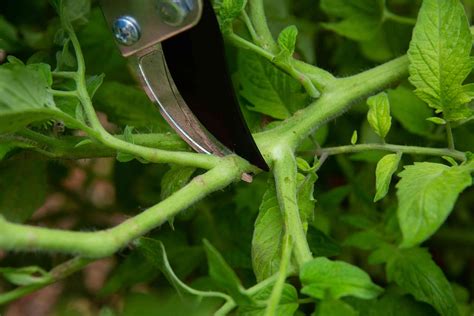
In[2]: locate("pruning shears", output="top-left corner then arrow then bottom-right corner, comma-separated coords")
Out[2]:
99,0 -> 269,172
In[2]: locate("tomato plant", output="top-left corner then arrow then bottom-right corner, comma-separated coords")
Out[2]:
0,0 -> 473,315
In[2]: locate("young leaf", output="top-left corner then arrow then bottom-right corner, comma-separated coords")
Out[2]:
300,257 -> 383,300
0,160 -> 47,223
238,51 -> 308,119
320,0 -> 386,41
397,162 -> 473,247
367,92 -> 392,139
216,0 -> 247,32
203,239 -> 253,304
408,0 -> 474,121
387,247 -> 459,316
0,61 -> 62,133
351,130 -> 358,145
374,153 -> 402,202
275,25 -> 298,67
426,117 -> 447,125
0,266 -> 52,286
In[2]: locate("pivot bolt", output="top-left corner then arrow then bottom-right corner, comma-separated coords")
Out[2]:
156,0 -> 194,26
112,16 -> 141,46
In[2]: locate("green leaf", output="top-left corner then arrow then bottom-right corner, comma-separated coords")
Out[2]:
0,16 -> 20,52
100,250 -> 158,296
374,153 -> 402,202
136,238 -> 229,301
251,179 -> 282,281
408,0 -> 474,121
307,227 -> 342,257
320,0 -> 386,41
203,239 -> 252,304
350,130 -> 358,145
0,266 -> 52,286
93,81 -> 170,130
300,257 -> 383,300
387,86 -> 434,137
238,51 -> 308,119
367,92 -> 392,139
313,299 -> 358,316
344,230 -> 387,251
0,160 -> 47,223
0,61 -> 63,133
397,162 -> 473,247
161,165 -> 196,200
238,284 -> 299,315
387,247 -> 459,316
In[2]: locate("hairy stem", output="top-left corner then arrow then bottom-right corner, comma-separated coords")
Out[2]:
14,130 -> 189,160
312,143 -> 466,161
0,157 -> 250,257
273,146 -> 312,266
256,55 -> 410,153
264,234 -> 292,316
248,0 -> 278,53
446,122 -> 455,150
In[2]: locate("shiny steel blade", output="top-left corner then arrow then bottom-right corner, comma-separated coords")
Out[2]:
99,0 -> 268,171
160,0 -> 268,170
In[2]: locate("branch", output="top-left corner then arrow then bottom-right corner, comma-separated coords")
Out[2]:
12,130 -> 189,160
255,55 -> 410,154
311,143 -> 467,161
248,0 -> 278,53
0,156 -> 250,257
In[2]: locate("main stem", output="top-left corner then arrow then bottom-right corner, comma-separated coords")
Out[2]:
273,146 -> 312,266
0,157 -> 249,257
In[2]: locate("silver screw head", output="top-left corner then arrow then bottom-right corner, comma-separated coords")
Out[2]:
112,16 -> 141,46
156,0 -> 193,26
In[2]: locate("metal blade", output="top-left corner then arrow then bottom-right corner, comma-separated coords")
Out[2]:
160,0 -> 268,170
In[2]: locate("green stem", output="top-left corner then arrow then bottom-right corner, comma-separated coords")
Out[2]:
14,130 -> 189,160
273,146 -> 312,266
245,274 -> 280,296
52,71 -> 77,79
384,9 -> 417,26
48,89 -> 78,98
241,10 -> 259,43
0,257 -> 93,305
446,122 -> 455,150
215,300 -> 237,316
248,0 -> 278,53
0,157 -> 250,257
313,143 -> 466,161
264,234 -> 292,316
